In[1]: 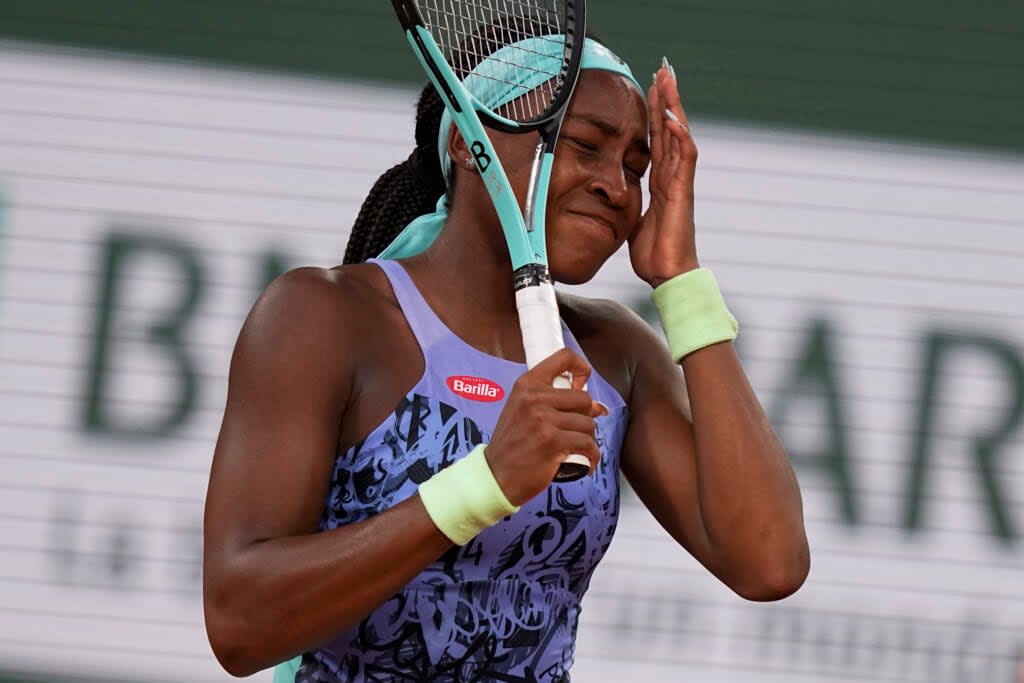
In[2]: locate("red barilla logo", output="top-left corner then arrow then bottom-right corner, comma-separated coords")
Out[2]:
446,375 -> 504,402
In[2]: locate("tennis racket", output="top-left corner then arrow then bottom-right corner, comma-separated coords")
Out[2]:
390,0 -> 590,482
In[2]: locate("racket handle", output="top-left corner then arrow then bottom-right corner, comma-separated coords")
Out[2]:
516,282 -> 594,483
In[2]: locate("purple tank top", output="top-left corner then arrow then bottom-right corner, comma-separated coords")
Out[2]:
294,259 -> 629,682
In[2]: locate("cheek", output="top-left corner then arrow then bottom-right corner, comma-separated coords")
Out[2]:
628,183 -> 644,219
548,153 -> 588,195
490,133 -> 543,195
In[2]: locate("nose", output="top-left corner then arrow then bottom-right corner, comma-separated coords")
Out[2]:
586,157 -> 630,208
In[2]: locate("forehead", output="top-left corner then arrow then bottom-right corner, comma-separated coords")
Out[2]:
567,70 -> 648,131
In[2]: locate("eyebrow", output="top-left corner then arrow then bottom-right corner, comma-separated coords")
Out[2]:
565,113 -> 650,155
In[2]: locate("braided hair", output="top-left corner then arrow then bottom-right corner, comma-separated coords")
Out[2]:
343,16 -> 583,264
342,83 -> 448,264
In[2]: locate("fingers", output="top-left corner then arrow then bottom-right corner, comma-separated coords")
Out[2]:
648,72 -> 665,166
529,347 -> 592,390
565,432 -> 602,472
548,410 -> 597,438
658,60 -> 689,132
650,59 -> 698,188
545,385 -> 598,416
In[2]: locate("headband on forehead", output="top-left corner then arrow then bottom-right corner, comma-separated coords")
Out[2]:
438,37 -> 642,185
378,37 -> 641,261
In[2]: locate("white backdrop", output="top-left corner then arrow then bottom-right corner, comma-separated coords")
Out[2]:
1,41 -> 1023,683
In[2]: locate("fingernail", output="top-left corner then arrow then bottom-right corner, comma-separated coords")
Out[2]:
661,56 -> 670,70
664,108 -> 680,123
593,400 -> 610,417
652,72 -> 658,87
669,63 -> 677,81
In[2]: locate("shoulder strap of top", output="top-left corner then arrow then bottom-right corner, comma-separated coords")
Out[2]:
368,258 -> 449,351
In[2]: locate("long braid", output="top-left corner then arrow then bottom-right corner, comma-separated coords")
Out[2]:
343,84 -> 447,264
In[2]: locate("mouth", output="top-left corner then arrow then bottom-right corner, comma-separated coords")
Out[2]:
567,210 -> 619,239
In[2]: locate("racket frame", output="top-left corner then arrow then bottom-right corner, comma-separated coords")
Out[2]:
391,0 -> 592,482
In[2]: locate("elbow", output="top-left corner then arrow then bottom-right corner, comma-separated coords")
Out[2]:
734,543 -> 811,603
206,623 -> 255,677
204,584 -> 267,677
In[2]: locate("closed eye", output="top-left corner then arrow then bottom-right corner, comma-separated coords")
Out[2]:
564,137 -> 598,152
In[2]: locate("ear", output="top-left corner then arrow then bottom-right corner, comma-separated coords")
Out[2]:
447,128 -> 476,174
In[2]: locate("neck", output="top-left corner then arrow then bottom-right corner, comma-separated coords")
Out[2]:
403,196 -> 527,361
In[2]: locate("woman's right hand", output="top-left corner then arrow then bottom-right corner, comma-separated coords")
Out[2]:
485,348 -> 608,506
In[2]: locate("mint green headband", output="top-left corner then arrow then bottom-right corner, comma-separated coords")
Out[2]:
378,37 -> 641,260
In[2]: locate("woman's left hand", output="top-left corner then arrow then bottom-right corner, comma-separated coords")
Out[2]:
628,60 -> 701,289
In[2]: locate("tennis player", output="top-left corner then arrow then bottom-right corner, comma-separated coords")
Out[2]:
203,35 -> 809,683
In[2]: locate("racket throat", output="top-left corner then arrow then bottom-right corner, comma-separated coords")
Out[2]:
522,140 -> 546,234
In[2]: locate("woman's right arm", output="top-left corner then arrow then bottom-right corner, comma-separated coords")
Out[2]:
202,267 -> 453,677
203,267 -> 605,677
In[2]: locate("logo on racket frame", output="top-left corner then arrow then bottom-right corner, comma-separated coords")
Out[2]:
470,141 -> 491,172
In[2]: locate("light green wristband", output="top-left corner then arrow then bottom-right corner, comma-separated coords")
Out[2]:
418,444 -> 520,546
652,268 -> 739,363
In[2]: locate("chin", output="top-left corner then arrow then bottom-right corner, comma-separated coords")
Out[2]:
549,255 -> 604,285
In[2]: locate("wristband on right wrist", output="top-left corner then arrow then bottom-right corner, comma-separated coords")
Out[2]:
418,443 -> 519,546
652,268 -> 739,363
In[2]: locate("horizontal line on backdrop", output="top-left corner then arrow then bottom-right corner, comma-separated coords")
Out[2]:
0,104 -> 407,146
581,616 -> 1015,660
0,544 -> 199,567
13,249 -> 1004,294
0,480 -> 1011,540
8,203 -> 1024,263
2,510 -> 199,533
0,481 -> 205,505
4,314 -> 993,352
0,635 -> 209,660
6,266 -> 1023,323
595,562 -> 1024,602
6,508 -> 1021,574
5,200 -> 352,238
2,359 -> 1016,425
5,445 -> 1020,484
1,312 -> 1014,378
6,166 -> 1021,230
2,365 -> 1017,433
0,137 -> 390,176
4,382 -> 1015,433
586,585 -> 1024,632
3,544 -> 1019,604
0,169 -> 356,205
4,136 -> 1021,198
575,650 -> 1005,683
0,605 -> 195,628
0,73 -> 412,113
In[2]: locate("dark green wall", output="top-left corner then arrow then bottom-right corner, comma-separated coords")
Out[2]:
2,1 -> 1022,152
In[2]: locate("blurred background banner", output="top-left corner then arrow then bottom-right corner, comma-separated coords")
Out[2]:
1,2 -> 1022,682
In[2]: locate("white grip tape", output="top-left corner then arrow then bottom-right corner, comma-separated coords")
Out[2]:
515,282 -> 565,369
516,283 -> 592,474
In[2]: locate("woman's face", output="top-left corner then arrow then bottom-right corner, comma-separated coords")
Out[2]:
482,69 -> 651,284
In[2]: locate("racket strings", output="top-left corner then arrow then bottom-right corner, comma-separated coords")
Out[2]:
419,0 -> 568,123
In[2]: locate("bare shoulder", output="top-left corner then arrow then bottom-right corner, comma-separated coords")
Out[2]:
234,263 -> 400,375
250,264 -> 393,323
557,291 -> 665,402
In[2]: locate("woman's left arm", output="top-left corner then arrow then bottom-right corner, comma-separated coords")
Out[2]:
620,61 -> 809,601
621,313 -> 810,601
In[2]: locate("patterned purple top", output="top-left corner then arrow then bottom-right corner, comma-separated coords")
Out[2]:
283,259 -> 629,683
